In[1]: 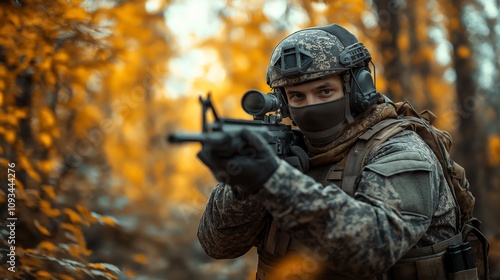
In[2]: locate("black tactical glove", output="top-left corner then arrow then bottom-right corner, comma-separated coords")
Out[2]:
197,129 -> 280,195
284,146 -> 309,173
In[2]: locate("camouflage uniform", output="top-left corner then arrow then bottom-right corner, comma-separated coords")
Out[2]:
197,129 -> 457,279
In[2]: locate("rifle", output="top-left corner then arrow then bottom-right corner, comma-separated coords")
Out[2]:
167,90 -> 300,158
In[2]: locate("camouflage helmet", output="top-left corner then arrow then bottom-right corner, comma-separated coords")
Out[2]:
266,24 -> 371,88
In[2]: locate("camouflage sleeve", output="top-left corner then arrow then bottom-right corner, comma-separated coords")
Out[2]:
250,131 -> 446,277
197,183 -> 269,259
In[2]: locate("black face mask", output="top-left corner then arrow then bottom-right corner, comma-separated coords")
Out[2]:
289,97 -> 346,146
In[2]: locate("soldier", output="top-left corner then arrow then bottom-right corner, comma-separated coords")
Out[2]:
196,24 -> 464,279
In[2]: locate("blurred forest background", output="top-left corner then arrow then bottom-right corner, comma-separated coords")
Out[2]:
0,0 -> 499,279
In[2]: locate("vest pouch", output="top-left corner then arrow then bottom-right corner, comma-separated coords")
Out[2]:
388,251 -> 447,280
444,242 -> 479,280
447,268 -> 478,280
461,219 -> 490,279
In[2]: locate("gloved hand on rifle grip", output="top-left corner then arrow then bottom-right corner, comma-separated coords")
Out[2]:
197,129 -> 280,195
284,145 -> 309,173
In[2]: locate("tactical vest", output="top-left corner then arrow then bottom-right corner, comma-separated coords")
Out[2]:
256,118 -> 489,280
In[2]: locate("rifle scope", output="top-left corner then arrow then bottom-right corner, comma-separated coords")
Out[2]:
242,90 -> 281,117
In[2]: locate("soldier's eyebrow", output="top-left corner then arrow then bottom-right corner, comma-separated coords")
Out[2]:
285,80 -> 339,95
315,81 -> 335,90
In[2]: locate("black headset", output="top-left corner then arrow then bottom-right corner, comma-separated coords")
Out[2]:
316,24 -> 379,115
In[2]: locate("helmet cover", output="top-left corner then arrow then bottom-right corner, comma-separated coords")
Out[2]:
267,28 -> 350,88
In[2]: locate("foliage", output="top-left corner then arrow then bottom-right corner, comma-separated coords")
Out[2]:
0,0 -> 173,278
0,0 -> 499,279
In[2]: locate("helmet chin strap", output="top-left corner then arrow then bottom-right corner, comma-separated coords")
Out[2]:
342,71 -> 355,124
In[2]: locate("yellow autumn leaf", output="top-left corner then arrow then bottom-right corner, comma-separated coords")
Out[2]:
133,253 -> 147,264
64,7 -> 89,21
99,215 -> 117,227
45,71 -> 57,87
488,135 -> 500,166
61,223 -> 92,256
37,241 -> 56,252
14,108 -> 27,119
51,126 -> 61,138
38,132 -> 52,148
457,45 -> 471,59
3,128 -> 16,144
19,155 -> 40,182
64,208 -> 82,224
42,185 -> 56,200
88,263 -> 107,270
61,223 -> 79,236
34,219 -> 51,236
0,64 -> 6,76
124,269 -> 136,278
449,17 -> 460,30
77,204 -> 97,224
39,107 -> 56,128
73,104 -> 102,137
37,159 -> 55,174
40,56 -> 52,71
105,272 -> 118,280
66,244 -> 83,258
71,66 -> 91,85
53,51 -> 70,63
36,270 -> 51,278
7,13 -> 21,27
122,162 -> 145,187
40,199 -> 61,217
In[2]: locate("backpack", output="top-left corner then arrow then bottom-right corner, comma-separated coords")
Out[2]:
341,101 -> 490,279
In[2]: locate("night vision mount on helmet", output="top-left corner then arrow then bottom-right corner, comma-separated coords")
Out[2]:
266,24 -> 381,121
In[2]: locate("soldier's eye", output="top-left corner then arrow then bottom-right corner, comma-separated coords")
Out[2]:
320,89 -> 333,95
289,93 -> 304,100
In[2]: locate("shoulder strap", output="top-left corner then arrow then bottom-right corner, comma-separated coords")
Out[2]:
462,218 -> 490,279
264,218 -> 291,256
342,118 -> 406,196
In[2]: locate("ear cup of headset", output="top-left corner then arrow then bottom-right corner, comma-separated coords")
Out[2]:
349,67 -> 378,114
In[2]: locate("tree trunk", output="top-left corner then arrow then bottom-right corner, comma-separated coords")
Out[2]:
373,0 -> 408,100
444,0 -> 489,228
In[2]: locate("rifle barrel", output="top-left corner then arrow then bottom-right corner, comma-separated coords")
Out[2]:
167,132 -> 229,145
